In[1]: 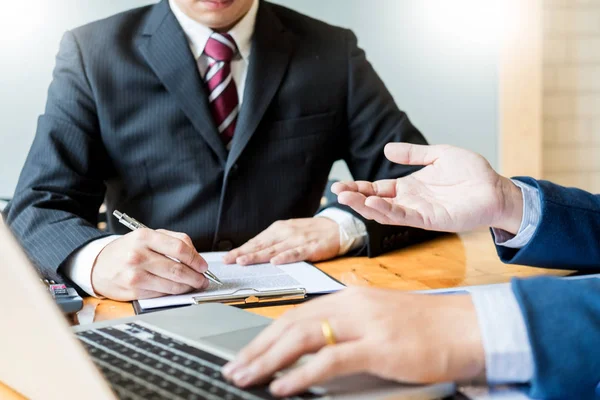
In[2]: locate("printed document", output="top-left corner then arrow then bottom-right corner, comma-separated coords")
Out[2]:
138,252 -> 344,311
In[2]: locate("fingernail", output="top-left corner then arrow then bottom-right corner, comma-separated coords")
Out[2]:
270,380 -> 288,396
236,363 -> 260,386
232,368 -> 251,386
222,361 -> 241,378
237,257 -> 248,265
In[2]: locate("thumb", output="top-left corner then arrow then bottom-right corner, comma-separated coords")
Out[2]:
384,143 -> 445,166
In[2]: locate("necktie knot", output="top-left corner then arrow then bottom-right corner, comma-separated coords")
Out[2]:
204,33 -> 237,62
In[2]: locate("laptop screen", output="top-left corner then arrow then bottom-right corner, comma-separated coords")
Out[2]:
0,221 -> 115,400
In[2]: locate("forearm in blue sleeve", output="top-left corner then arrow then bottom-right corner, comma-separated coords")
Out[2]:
496,178 -> 600,269
512,276 -> 600,398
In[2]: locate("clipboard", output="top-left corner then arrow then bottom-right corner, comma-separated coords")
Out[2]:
132,257 -> 346,315
132,288 -> 322,315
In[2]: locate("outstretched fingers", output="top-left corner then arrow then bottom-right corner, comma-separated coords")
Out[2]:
364,196 -> 425,228
332,180 -> 397,197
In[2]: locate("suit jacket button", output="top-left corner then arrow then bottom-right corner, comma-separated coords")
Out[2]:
217,240 -> 234,251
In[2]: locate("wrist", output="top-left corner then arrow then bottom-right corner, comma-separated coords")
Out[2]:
314,215 -> 341,232
315,209 -> 366,255
63,235 -> 119,298
90,255 -> 106,298
90,238 -> 119,298
492,177 -> 524,235
446,296 -> 486,381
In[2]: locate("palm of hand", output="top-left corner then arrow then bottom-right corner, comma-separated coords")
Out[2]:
391,149 -> 502,232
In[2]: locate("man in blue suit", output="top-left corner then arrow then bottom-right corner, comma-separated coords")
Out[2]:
222,143 -> 600,399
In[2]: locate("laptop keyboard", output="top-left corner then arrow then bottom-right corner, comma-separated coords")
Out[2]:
76,323 -> 313,400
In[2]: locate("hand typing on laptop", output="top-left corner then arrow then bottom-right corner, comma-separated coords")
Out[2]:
223,287 -> 484,397
91,229 -> 209,301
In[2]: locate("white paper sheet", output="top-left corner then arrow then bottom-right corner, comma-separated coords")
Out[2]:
138,252 -> 345,310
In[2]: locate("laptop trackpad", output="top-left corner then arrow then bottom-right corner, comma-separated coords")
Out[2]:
200,325 -> 268,356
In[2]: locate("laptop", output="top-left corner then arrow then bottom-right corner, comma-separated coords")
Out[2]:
0,221 -> 455,400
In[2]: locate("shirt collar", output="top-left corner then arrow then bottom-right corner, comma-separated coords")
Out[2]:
169,0 -> 259,62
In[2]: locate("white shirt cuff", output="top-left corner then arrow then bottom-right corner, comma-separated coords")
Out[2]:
61,235 -> 121,298
316,208 -> 367,255
471,286 -> 534,384
492,180 -> 541,249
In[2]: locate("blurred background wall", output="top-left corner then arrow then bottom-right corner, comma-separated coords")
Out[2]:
543,0 -> 600,192
9,1 -> 594,199
0,0 -> 506,199
0,0 -> 155,199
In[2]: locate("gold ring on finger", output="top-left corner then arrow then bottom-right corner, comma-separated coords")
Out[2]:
321,319 -> 336,346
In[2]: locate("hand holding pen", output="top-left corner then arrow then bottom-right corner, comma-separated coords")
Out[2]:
88,211 -> 220,301
113,211 -> 222,286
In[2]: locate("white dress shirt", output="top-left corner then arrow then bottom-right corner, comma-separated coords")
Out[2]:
62,0 -> 366,297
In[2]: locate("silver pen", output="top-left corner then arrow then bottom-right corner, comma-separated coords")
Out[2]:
113,210 -> 223,286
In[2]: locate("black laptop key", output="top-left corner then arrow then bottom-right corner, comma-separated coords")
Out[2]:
75,322 -> 320,400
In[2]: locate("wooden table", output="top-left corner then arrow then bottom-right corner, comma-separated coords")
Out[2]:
0,230 -> 571,399
77,229 -> 571,322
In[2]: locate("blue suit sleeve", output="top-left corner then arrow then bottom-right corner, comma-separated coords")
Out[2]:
496,177 -> 600,269
512,277 -> 600,398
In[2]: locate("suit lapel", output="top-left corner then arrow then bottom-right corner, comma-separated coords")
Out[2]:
226,2 -> 294,171
138,0 -> 228,163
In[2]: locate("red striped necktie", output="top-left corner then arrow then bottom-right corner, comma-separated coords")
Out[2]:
203,32 -> 239,145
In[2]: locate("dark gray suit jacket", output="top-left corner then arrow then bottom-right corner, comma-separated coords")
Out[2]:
5,0 -> 431,279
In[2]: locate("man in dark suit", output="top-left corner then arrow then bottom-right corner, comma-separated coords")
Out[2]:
4,0 -> 430,301
225,143 -> 600,399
